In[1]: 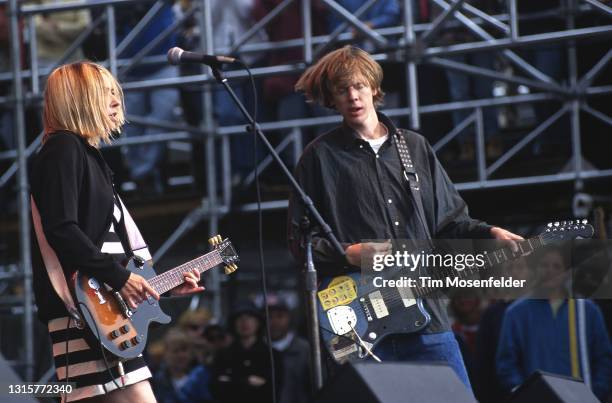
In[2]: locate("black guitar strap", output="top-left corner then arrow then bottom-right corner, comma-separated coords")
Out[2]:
392,129 -> 435,250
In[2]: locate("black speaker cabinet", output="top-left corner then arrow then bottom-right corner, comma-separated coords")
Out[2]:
316,362 -> 477,403
510,371 -> 599,403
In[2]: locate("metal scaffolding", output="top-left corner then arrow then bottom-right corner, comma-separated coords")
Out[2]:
1,0 -> 611,382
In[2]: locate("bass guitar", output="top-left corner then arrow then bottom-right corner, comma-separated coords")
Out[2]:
72,235 -> 238,359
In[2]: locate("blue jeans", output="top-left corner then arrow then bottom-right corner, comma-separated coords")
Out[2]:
123,65 -> 180,181
373,331 -> 472,391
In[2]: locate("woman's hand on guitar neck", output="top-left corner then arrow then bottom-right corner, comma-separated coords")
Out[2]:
120,273 -> 160,309
170,268 -> 206,296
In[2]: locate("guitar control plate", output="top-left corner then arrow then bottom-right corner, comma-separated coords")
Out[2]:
318,276 -> 357,311
327,306 -> 358,335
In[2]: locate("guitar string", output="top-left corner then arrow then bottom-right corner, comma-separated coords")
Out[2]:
366,235 -> 553,309
148,252 -> 224,294
347,231 -> 576,310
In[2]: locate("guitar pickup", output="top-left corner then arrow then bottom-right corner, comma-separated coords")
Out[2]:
368,291 -> 389,319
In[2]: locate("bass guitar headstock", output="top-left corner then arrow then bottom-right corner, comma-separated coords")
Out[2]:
209,235 -> 239,274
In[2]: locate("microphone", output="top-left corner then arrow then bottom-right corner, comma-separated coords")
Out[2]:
167,47 -> 236,66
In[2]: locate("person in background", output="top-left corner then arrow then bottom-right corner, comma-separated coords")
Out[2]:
496,246 -> 612,401
327,0 -> 400,49
210,301 -> 282,403
253,0 -> 329,174
116,1 -> 179,195
473,257 -> 531,403
178,307 -> 213,340
174,0 -> 267,187
153,328 -> 196,403
177,335 -> 215,403
268,297 -> 311,403
204,323 -> 233,353
449,291 -> 483,385
433,0 -> 501,161
26,0 -> 90,70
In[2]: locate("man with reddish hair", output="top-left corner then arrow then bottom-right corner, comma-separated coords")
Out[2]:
288,45 -> 522,389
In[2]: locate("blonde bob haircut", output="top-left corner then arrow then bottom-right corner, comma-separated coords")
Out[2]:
295,45 -> 384,109
43,62 -> 125,147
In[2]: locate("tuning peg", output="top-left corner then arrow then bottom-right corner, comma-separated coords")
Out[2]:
582,219 -> 587,224
554,222 -> 559,226
547,223 -> 553,227
208,236 -> 217,246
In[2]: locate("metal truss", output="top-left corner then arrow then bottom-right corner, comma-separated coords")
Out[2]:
1,0 -> 611,381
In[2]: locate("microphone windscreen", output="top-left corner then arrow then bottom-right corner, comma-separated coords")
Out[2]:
167,47 -> 184,65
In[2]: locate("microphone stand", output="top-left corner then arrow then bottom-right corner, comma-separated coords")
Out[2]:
209,64 -> 344,393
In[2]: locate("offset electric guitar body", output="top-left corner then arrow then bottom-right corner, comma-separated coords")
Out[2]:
318,221 -> 594,363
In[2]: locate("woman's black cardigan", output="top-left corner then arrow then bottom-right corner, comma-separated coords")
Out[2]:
30,131 -> 131,323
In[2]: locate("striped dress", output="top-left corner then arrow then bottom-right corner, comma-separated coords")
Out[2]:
47,196 -> 151,402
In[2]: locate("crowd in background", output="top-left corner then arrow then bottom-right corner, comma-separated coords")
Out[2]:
145,296 -> 310,403
0,1 -> 611,401
144,245 -> 612,403
0,0 -> 587,198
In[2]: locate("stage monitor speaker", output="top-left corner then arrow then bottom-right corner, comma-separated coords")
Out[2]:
510,371 -> 599,403
315,362 -> 476,403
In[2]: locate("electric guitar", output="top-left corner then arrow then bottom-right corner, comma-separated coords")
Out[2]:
72,235 -> 238,359
317,220 -> 594,364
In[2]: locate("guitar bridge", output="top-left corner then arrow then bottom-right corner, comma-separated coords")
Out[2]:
113,291 -> 133,318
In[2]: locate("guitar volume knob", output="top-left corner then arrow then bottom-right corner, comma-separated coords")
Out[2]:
120,340 -> 133,350
120,324 -> 130,334
110,330 -> 121,339
131,335 -> 143,345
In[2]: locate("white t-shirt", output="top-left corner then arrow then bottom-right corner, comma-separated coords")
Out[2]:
365,135 -> 388,154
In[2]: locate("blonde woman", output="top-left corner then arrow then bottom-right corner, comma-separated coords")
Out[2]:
30,62 -> 203,402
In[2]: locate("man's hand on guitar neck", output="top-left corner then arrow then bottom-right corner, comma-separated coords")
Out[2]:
490,226 -> 524,253
345,241 -> 393,267
344,229 -> 523,267
120,273 -> 159,309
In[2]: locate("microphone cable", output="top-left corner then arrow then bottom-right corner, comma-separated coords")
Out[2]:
235,60 -> 277,403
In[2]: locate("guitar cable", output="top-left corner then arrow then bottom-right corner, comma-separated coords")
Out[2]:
318,324 -> 382,362
239,60 -> 277,403
349,322 -> 382,362
62,316 -> 71,403
77,301 -> 126,393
